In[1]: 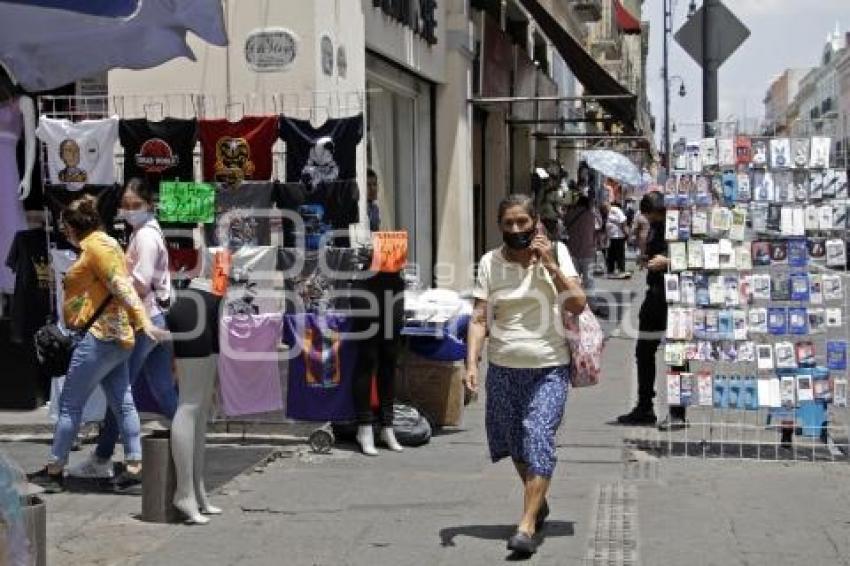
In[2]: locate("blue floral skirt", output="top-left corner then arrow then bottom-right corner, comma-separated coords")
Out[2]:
485,363 -> 570,478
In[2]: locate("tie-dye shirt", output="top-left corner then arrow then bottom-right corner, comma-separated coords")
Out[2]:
63,231 -> 148,348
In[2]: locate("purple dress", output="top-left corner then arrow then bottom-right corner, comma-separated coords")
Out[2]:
0,99 -> 28,293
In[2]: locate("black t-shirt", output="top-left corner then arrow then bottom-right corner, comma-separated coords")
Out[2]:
645,221 -> 667,289
44,184 -> 128,249
278,114 -> 363,184
274,181 -> 360,247
119,118 -> 198,185
166,287 -> 222,358
205,182 -> 275,248
5,229 -> 51,343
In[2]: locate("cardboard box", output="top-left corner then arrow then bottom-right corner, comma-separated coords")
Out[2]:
396,353 -> 464,427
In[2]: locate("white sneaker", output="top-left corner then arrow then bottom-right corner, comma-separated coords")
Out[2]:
67,454 -> 114,479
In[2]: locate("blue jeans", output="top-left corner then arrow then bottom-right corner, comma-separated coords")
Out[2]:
95,314 -> 178,460
50,333 -> 141,465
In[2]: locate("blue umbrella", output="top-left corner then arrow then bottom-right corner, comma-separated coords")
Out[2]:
582,149 -> 642,187
0,0 -> 227,92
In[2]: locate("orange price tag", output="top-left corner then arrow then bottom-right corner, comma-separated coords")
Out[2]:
370,231 -> 408,273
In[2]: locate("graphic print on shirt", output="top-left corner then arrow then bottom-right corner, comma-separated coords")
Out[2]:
303,326 -> 342,388
136,137 -> 179,174
57,138 -> 89,183
214,137 -> 254,183
301,136 -> 339,186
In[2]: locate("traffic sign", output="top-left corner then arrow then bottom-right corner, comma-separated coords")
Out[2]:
674,1 -> 750,68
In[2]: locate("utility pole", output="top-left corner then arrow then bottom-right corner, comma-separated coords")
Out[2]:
663,0 -> 671,176
702,0 -> 719,136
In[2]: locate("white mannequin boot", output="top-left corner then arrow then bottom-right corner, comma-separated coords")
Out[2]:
356,424 -> 378,456
171,355 -> 219,525
380,427 -> 404,452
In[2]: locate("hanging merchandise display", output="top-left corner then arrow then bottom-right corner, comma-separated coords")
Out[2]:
206,181 -> 275,247
5,229 -> 50,343
274,180 -> 360,247
35,115 -> 119,187
0,98 -> 29,293
217,312 -> 285,417
665,128 -> 849,456
198,116 -> 278,183
278,113 -> 363,185
119,118 -> 198,184
158,181 -> 216,224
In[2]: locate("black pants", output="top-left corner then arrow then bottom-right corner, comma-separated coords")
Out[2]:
353,337 -> 398,426
635,287 -> 683,417
607,238 -> 626,273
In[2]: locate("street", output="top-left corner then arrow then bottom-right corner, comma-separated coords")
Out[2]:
3,276 -> 850,566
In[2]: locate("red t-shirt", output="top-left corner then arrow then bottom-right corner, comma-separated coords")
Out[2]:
198,116 -> 278,182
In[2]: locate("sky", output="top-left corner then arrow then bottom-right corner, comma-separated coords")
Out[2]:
644,0 -> 847,143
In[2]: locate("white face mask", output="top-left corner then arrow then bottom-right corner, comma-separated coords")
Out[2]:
123,209 -> 153,228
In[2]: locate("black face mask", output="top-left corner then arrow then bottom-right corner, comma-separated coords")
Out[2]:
503,229 -> 535,250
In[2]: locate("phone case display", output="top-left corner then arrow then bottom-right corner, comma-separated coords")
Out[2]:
663,134 -> 848,425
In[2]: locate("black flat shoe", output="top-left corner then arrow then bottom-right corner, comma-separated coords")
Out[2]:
507,531 -> 537,555
27,467 -> 64,494
535,500 -> 549,531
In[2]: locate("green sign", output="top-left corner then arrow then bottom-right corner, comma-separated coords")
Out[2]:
158,182 -> 215,224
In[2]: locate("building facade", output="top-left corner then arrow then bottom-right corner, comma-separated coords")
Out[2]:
763,68 -> 812,133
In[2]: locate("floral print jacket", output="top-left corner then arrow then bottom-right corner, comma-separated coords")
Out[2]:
63,231 -> 148,349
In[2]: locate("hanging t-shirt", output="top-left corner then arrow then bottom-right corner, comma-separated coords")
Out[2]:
5,229 -> 50,343
49,249 -> 77,326
36,116 -> 119,187
218,313 -> 284,417
274,181 -> 360,247
119,118 -> 198,184
277,247 -> 362,313
198,116 -> 278,183
223,245 -> 281,316
44,184 -> 127,249
205,181 -> 275,248
166,286 -> 222,358
282,313 -> 356,422
278,114 -> 363,184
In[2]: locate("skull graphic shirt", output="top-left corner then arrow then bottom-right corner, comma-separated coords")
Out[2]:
279,113 -> 363,185
199,116 -> 278,183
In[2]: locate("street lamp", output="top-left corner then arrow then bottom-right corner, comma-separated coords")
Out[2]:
671,75 -> 687,97
688,0 -> 698,18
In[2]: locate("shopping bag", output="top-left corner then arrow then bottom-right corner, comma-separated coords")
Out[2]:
563,305 -> 604,388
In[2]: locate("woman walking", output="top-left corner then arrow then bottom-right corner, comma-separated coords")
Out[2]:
70,178 -> 178,481
465,194 -> 586,556
28,195 -> 167,493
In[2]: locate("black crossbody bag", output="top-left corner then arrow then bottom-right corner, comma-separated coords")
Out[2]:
34,295 -> 113,378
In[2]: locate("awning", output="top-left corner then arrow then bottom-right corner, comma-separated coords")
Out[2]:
517,0 -> 637,131
615,0 -> 642,35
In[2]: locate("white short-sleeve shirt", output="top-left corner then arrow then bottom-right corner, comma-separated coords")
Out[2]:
36,116 -> 119,188
473,242 -> 579,369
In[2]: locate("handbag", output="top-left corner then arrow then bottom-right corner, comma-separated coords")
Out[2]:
554,243 -> 604,387
34,295 -> 113,378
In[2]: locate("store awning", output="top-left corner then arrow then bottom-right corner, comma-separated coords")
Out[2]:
615,0 -> 642,35
517,0 -> 637,131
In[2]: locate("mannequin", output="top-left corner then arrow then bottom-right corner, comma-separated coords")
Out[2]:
166,277 -> 223,524
0,94 -> 33,294
351,266 -> 405,456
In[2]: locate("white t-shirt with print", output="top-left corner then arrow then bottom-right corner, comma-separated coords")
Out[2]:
36,116 -> 119,188
473,242 -> 579,369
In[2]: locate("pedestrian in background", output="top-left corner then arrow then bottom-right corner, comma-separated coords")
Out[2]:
28,195 -> 167,493
465,194 -> 586,556
563,180 -> 596,293
367,168 -> 381,232
605,202 -> 628,276
617,191 -> 686,428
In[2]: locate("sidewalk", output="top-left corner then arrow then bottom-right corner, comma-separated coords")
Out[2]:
2,275 -> 850,565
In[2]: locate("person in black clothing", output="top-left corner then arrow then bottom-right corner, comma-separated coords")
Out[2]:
617,191 -> 686,427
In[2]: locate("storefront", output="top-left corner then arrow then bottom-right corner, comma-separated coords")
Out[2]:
365,53 -> 434,287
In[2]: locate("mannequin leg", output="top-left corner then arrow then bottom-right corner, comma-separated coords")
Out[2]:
171,357 -> 214,525
193,355 -> 221,514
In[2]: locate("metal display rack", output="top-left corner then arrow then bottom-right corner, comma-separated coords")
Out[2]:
643,117 -> 850,463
